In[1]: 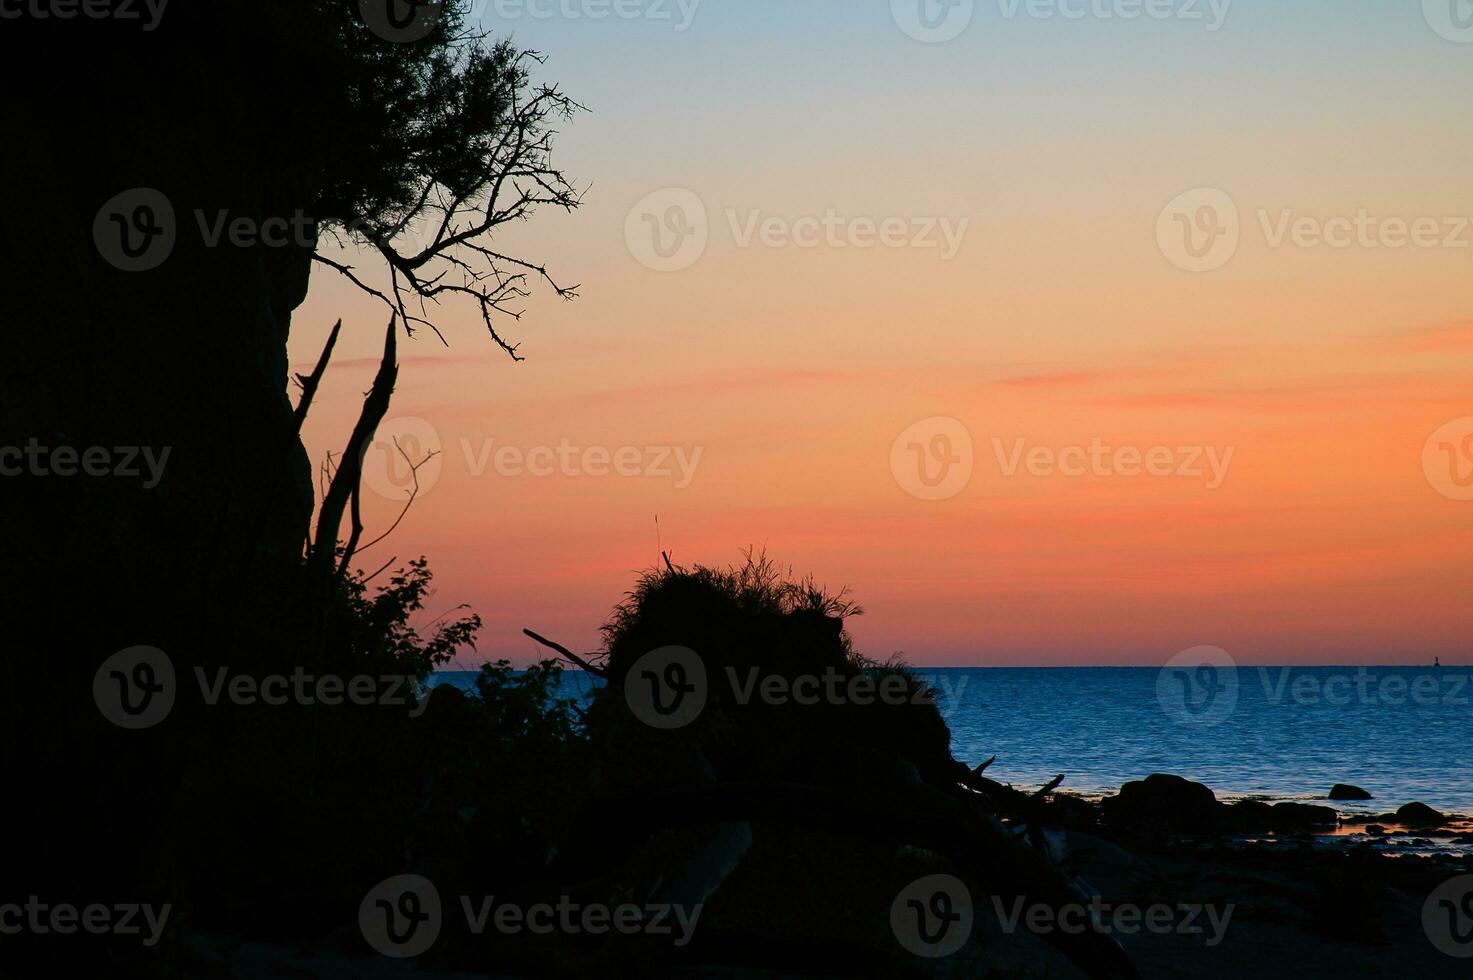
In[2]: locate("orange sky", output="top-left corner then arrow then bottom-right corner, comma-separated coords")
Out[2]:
288,3 -> 1473,666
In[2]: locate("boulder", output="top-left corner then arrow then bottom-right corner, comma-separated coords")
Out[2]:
1100,774 -> 1222,832
1269,802 -> 1338,831
1396,802 -> 1446,827
1328,784 -> 1373,801
1228,799 -> 1275,833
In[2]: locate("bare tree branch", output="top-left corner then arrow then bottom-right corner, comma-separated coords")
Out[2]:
351,438 -> 440,560
323,47 -> 583,360
310,316 -> 398,577
293,318 -> 342,432
522,628 -> 607,677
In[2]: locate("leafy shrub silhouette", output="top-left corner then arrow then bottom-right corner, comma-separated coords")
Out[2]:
586,552 -> 964,794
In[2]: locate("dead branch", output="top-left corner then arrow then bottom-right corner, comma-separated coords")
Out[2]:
336,480 -> 365,580
293,318 -> 341,432
522,628 -> 607,677
310,316 -> 398,577
349,438 -> 440,564
1033,774 -> 1066,799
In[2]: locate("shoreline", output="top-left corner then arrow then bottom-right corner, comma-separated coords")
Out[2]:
1039,776 -> 1473,861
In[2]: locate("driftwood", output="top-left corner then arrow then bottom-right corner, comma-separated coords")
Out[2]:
956,760 -> 1034,810
1034,773 -> 1066,799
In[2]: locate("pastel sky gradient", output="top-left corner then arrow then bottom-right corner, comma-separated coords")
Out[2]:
290,1 -> 1473,666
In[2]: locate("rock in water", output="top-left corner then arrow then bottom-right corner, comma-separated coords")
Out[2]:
1395,801 -> 1446,826
1100,773 -> 1222,832
1328,784 -> 1373,801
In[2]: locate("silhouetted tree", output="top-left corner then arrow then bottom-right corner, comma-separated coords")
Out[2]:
306,12 -> 583,355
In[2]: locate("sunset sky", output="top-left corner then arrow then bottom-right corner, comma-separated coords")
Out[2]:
291,1 -> 1473,666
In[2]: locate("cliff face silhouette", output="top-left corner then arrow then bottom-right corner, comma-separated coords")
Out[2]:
0,4 -> 397,931
4,8 -> 326,648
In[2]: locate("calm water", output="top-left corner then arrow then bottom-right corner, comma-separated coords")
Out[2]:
430,664 -> 1473,814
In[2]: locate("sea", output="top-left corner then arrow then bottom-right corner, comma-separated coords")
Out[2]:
427,664 -> 1473,816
